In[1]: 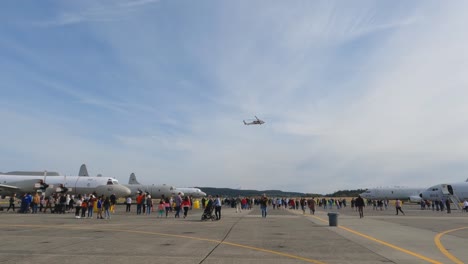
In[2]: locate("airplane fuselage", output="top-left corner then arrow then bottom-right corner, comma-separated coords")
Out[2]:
421,182 -> 468,201
124,184 -> 180,199
360,187 -> 423,202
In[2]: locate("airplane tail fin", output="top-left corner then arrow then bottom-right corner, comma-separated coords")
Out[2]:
128,173 -> 140,185
78,164 -> 89,177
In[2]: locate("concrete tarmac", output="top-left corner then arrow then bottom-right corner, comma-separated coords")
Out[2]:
0,204 -> 467,264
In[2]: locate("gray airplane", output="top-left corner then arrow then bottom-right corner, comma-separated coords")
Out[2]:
0,172 -> 131,198
420,181 -> 468,210
77,164 -> 181,198
360,187 -> 423,202
125,173 -> 181,198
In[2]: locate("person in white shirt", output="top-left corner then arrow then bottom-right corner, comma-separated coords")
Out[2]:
395,199 -> 405,215
126,196 -> 132,212
214,195 -> 222,220
463,200 -> 468,212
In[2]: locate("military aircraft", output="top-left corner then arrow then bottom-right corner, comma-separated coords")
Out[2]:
243,116 -> 265,125
77,164 -> 181,199
0,172 -> 131,198
125,172 -> 181,198
420,181 -> 468,210
360,187 -> 424,202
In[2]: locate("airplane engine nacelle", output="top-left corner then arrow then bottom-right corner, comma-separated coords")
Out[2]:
409,195 -> 422,203
55,186 -> 71,193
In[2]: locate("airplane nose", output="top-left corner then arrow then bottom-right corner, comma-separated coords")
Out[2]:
94,185 -> 131,198
116,185 -> 131,197
420,191 -> 429,200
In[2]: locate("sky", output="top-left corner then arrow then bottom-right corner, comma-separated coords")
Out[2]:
1,1 -> 468,194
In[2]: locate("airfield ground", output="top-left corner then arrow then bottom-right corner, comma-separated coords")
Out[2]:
0,203 -> 466,264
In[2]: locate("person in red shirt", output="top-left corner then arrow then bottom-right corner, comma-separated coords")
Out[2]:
181,196 -> 191,218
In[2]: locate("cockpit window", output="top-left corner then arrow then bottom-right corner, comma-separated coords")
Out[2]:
107,179 -> 113,185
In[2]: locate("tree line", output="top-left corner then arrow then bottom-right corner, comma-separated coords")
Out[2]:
198,187 -> 366,198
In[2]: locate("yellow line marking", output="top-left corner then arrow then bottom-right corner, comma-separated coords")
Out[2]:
434,227 -> 467,264
305,215 -> 442,264
0,224 -> 326,264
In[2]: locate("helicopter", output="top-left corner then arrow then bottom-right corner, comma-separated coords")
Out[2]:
243,116 -> 265,125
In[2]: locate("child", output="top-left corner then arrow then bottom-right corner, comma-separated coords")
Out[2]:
157,200 -> 165,218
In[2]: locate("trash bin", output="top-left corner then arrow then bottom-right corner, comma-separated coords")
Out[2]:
193,200 -> 200,209
327,212 -> 339,226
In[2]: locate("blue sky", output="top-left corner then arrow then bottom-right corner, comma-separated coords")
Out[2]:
1,1 -> 468,194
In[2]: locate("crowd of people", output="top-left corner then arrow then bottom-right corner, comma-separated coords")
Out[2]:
3,192 -> 468,220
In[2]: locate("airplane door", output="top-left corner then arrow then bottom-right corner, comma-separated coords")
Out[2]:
441,184 -> 451,195
447,185 -> 454,195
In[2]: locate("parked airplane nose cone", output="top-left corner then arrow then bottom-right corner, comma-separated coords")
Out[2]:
420,190 -> 430,200
94,184 -> 131,198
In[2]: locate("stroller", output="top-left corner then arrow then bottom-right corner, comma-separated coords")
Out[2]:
201,200 -> 215,221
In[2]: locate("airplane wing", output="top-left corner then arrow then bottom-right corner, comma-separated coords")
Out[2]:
0,179 -> 43,193
0,183 -> 21,192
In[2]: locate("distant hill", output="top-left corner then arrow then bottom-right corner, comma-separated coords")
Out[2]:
198,187 -> 316,197
197,187 -> 366,198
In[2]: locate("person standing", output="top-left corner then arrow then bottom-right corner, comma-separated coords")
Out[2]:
395,199 -> 405,215
355,195 -> 365,218
110,193 -> 116,213
146,195 -> 153,215
75,196 -> 82,218
96,196 -> 104,219
157,200 -> 165,218
87,195 -> 95,218
182,196 -> 191,218
136,192 -> 143,215
126,196 -> 132,212
235,196 -> 242,213
103,197 -> 111,219
174,193 -> 182,218
214,195 -> 222,220
164,197 -> 171,217
32,193 -> 40,214
7,193 -> 16,212
445,199 -> 451,214
201,197 -> 206,209
259,194 -> 268,218
308,198 -> 316,215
